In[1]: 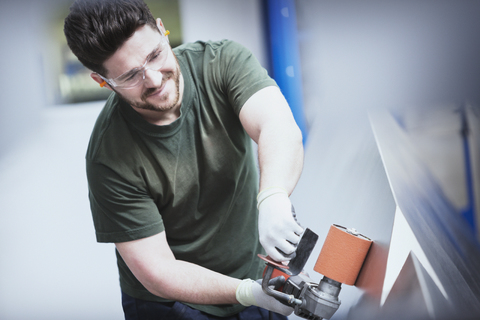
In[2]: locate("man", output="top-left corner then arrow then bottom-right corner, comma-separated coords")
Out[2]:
64,0 -> 304,319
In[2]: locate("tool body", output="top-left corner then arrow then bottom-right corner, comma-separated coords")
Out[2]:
259,225 -> 372,320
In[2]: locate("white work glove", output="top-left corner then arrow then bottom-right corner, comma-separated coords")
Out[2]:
236,278 -> 293,316
257,187 -> 304,262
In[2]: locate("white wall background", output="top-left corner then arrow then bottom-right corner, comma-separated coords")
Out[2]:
0,0 -> 268,319
290,1 -> 480,319
179,0 -> 268,68
1,0 -> 479,319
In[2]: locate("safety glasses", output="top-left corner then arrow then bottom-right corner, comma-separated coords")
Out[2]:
98,30 -> 170,90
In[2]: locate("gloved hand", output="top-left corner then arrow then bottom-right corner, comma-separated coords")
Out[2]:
236,278 -> 293,316
257,187 -> 304,262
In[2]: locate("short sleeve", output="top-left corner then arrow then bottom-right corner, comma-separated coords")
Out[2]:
86,160 -> 164,243
218,41 -> 278,115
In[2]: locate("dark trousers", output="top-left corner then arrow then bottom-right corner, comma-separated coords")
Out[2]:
122,291 -> 289,320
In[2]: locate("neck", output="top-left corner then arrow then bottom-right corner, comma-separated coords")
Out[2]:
139,108 -> 180,126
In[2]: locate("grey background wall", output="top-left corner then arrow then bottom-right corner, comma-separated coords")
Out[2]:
290,1 -> 480,319
0,1 -> 268,319
1,0 -> 479,319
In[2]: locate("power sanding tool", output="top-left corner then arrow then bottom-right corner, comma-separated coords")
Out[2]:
259,224 -> 372,320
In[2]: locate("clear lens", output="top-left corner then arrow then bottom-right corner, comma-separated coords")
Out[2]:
112,36 -> 169,89
114,71 -> 144,89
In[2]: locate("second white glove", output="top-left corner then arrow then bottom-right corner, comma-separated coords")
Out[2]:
257,187 -> 304,262
236,278 -> 293,316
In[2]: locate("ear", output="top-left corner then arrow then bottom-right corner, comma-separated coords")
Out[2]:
91,73 -> 112,91
156,18 -> 166,35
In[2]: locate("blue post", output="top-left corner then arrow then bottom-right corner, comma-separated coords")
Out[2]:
460,104 -> 477,238
265,0 -> 308,144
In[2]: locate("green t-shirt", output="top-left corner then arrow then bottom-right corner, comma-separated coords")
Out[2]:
86,40 -> 278,316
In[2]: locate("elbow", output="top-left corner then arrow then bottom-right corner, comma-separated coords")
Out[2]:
295,125 -> 304,146
289,123 -> 304,149
143,278 -> 177,301
141,275 -> 168,299
135,268 -> 179,300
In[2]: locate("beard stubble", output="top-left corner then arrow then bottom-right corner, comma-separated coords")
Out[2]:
116,62 -> 181,113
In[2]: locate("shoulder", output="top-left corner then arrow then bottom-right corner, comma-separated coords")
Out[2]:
85,93 -> 136,163
86,92 -> 117,161
173,40 -> 250,58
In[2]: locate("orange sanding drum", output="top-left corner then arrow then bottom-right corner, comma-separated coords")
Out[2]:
314,224 -> 372,285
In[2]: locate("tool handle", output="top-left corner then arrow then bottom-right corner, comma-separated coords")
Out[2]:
261,264 -> 302,306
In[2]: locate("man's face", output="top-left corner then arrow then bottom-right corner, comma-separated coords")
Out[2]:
103,23 -> 181,113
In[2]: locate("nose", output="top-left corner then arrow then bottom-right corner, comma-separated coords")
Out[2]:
143,68 -> 163,88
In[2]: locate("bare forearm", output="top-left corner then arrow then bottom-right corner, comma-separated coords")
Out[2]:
116,233 -> 242,305
139,259 -> 241,305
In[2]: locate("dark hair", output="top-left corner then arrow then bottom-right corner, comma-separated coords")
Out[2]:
64,0 -> 158,76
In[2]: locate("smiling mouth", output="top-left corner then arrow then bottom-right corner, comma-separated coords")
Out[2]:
142,72 -> 174,101
149,83 -> 166,97
141,82 -> 166,102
